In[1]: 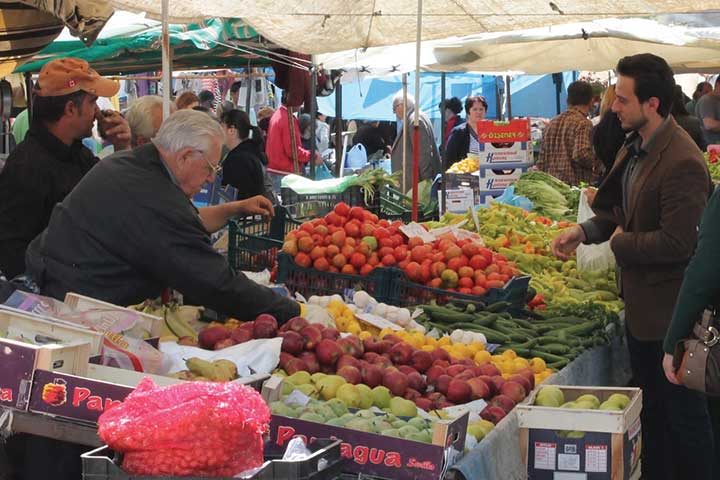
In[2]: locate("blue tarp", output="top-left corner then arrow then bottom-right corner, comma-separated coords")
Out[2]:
317,71 -> 577,121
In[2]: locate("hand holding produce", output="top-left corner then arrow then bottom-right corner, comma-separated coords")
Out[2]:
551,225 -> 586,261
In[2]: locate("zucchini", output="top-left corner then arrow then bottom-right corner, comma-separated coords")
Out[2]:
530,350 -> 571,365
556,320 -> 603,337
536,336 -> 579,347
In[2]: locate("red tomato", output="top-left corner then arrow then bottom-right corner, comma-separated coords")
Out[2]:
300,222 -> 314,233
295,252 -> 311,268
349,206 -> 365,220
341,264 -> 357,274
379,237 -> 394,248
408,237 -> 425,249
393,246 -> 409,262
428,278 -> 442,288
479,247 -> 493,263
350,252 -> 366,269
458,277 -> 474,289
360,263 -> 374,275
313,257 -> 330,271
486,280 -> 504,289
379,246 -> 394,258
381,254 -> 397,266
485,264 -> 500,274
487,272 -> 502,282
469,254 -> 489,271
334,202 -> 351,217
344,223 -> 361,238
471,286 -> 487,296
374,227 -> 390,240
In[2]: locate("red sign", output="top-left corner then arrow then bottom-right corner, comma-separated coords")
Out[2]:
476,119 -> 531,143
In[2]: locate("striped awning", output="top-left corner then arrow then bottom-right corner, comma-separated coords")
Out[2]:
0,1 -> 111,78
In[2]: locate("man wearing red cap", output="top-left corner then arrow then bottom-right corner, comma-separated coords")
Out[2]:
0,57 -> 130,280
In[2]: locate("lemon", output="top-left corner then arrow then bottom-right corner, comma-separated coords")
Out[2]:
474,350 -> 492,365
358,331 -> 373,341
421,345 -> 435,352
437,336 -> 452,347
529,357 -> 546,374
502,349 -> 517,360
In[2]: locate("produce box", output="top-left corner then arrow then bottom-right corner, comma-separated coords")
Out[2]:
478,165 -> 526,191
476,119 -> 532,166
82,438 -> 345,479
266,411 -> 467,480
439,188 -> 474,214
27,366 -> 270,425
0,338 -> 90,412
478,189 -> 505,206
281,185 -> 378,217
63,292 -> 164,338
516,386 -> 642,480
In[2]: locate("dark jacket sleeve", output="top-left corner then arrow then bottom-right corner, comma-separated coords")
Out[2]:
664,187 -> 720,353
129,208 -> 300,323
445,124 -> 469,170
611,156 -> 710,267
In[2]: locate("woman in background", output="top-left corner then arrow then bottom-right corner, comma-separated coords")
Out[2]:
591,85 -> 625,181
445,95 -> 487,170
220,109 -> 272,201
671,85 -> 706,151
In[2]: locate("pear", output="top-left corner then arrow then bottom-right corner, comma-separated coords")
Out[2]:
475,419 -> 495,437
336,384 -> 361,408
390,397 -> 418,418
287,371 -> 312,386
381,428 -> 402,438
599,400 -> 623,411
338,413 -> 356,426
345,418 -> 373,432
406,431 -> 432,443
355,384 -> 374,409
536,386 -> 564,406
282,382 -> 296,395
391,419 -> 407,429
356,409 -> 377,419
326,417 -> 345,427
398,425 -> 421,438
369,417 -> 393,433
269,401 -> 295,417
299,412 -> 324,423
607,393 -> 631,409
310,372 -> 327,384
316,375 -> 347,401
326,398 -> 349,417
296,384 -> 319,399
575,394 -> 600,409
467,424 -> 487,441
408,417 -> 430,430
371,386 -> 392,409
566,430 -> 586,438
311,404 -> 335,421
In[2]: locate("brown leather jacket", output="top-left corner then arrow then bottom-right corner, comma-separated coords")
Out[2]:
585,115 -> 713,340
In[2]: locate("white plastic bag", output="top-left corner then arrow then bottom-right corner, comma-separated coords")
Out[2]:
576,189 -> 616,271
345,143 -> 367,169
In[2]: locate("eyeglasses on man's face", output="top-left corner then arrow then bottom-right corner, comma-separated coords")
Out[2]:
192,149 -> 222,176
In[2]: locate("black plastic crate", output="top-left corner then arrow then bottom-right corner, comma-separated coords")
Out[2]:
384,269 -> 531,308
276,253 -> 393,301
378,186 -> 437,222
82,438 -> 344,480
227,206 -> 303,272
281,185 -> 379,216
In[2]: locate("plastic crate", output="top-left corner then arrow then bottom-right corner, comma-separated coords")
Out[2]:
82,439 -> 344,480
227,206 -> 303,272
276,253 -> 393,301
281,185 -> 379,216
385,269 -> 531,308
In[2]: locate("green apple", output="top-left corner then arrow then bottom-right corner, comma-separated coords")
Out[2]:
536,386 -> 564,406
599,400 -> 623,411
381,428 -> 402,438
345,418 -> 373,432
326,398 -> 349,417
287,371 -> 312,385
566,430 -> 586,438
560,401 -> 577,409
574,400 -> 597,410
607,393 -> 631,409
299,412 -> 324,423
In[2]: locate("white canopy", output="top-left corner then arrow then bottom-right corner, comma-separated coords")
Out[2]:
109,0 -> 713,54
317,17 -> 720,75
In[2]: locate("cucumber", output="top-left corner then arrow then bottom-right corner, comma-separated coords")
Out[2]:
534,343 -> 572,355
536,336 -> 579,347
556,320 -> 603,337
468,326 -> 512,344
421,305 -> 477,324
485,301 -> 512,313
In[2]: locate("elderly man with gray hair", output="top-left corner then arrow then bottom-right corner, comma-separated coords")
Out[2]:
390,91 -> 440,191
24,109 -> 329,325
124,95 -> 174,147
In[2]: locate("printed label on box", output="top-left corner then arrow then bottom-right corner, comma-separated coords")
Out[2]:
585,444 -> 608,473
534,442 -> 556,470
558,453 -> 580,471
440,188 -> 474,213
0,340 -> 39,411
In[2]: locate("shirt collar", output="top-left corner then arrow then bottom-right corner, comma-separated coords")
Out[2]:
624,115 -> 671,158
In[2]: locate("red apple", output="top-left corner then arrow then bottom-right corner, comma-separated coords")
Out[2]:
213,338 -> 237,350
383,334 -> 403,345
389,342 -> 415,365
480,405 -> 507,424
500,381 -> 527,404
338,336 -> 364,358
415,398 -> 433,411
477,375 -> 498,397
362,352 -> 380,362
508,375 -> 531,395
300,325 -> 322,350
455,370 -> 475,381
337,365 -> 362,384
515,368 -> 536,390
336,354 -> 361,371
489,394 -> 516,414
426,365 -> 446,386
404,388 -> 422,401
279,331 -> 304,354
446,364 -> 466,377
430,349 -> 451,363
284,316 -> 309,333
407,372 -> 427,393
198,326 -> 229,349
410,350 -> 433,373
361,363 -> 384,388
382,370 -> 409,397
363,337 -> 386,353
435,374 -> 453,396
298,352 -> 319,374
478,363 -> 502,377
427,392 -> 446,407
398,365 -> 419,376
320,327 -> 340,340
489,376 -> 506,393
253,315 -> 278,338
467,377 -> 491,400
285,358 -> 309,375
315,339 -> 343,366
447,379 -> 472,404
432,359 -> 450,369
230,328 -> 253,345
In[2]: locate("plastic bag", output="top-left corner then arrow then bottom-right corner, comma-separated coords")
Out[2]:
345,143 -> 368,169
281,173 -> 357,194
98,378 -> 270,477
313,162 -> 335,180
493,185 -> 534,211
576,189 -> 616,271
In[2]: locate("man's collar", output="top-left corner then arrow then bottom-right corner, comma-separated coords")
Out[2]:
28,124 -> 85,162
624,115 -> 673,158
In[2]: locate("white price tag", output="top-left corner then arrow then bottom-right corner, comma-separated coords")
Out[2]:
399,223 -> 435,243
355,312 -> 402,330
284,390 -> 311,407
558,453 -> 580,471
440,399 -> 487,418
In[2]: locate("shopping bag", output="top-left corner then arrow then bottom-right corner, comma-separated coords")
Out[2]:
576,189 -> 616,271
345,142 -> 368,169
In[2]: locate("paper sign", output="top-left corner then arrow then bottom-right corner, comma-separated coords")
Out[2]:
558,453 -> 580,471
440,399 -> 488,418
534,442 -> 556,470
399,223 -> 435,243
584,445 -> 608,473
284,389 -> 311,407
355,313 -> 402,331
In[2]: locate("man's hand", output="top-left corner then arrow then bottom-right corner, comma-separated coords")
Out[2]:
99,111 -> 131,151
662,353 -> 680,385
551,225 -> 586,260
314,152 -> 324,166
237,195 -> 274,219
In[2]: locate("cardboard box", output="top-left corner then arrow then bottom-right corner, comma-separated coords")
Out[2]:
516,386 -> 642,480
63,292 -> 164,338
476,119 -> 532,166
28,366 -> 270,425
0,338 -> 90,411
440,188 -> 474,213
478,165 -> 526,191
262,376 -> 467,480
478,190 -> 505,206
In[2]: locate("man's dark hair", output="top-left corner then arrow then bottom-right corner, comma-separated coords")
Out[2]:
465,95 -> 488,113
616,54 -> 675,117
566,81 -> 593,107
31,90 -> 88,125
230,81 -> 243,94
198,89 -> 215,105
441,97 -> 463,115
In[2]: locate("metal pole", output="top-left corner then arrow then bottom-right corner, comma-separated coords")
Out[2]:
161,0 -> 171,119
495,76 -> 501,120
24,72 -> 33,125
309,65 -> 317,179
411,0 -> 423,222
401,73 -> 408,193
245,68 -> 252,113
440,72 -> 446,214
505,75 -> 512,120
334,81 -> 343,176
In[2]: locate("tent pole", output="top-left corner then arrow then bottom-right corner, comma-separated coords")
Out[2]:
161,0 -> 172,119
495,77 -> 501,120
402,73 -> 408,193
440,72 -> 446,215
245,68 -> 252,113
334,81 -> 343,176
24,72 -> 33,124
411,0 -> 423,222
309,64 -> 317,179
505,75 -> 512,120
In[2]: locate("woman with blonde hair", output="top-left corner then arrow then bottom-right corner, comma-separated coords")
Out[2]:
591,85 -> 625,180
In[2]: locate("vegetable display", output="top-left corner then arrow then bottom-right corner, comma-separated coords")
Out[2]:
512,171 -> 580,222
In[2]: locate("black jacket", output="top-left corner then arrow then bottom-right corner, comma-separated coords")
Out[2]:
675,113 -> 706,152
221,141 -> 271,200
444,122 -> 472,171
0,125 -> 96,279
353,125 -> 387,157
26,143 -> 300,322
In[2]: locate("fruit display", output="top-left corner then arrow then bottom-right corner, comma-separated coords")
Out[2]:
191,314 -> 279,350
168,358 -> 239,382
447,156 -> 480,174
705,150 -> 720,182
281,202 -> 522,296
128,300 -> 204,341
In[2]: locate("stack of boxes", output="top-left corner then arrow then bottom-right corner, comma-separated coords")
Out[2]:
443,119 -> 532,212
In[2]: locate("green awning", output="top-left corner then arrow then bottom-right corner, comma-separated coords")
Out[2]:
15,17 -> 273,74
